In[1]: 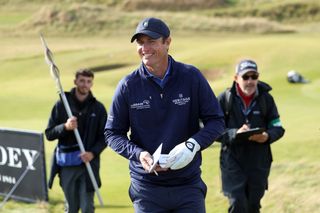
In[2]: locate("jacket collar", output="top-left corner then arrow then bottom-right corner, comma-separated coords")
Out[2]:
66,88 -> 95,109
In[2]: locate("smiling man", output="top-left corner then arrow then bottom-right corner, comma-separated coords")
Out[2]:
105,17 -> 225,212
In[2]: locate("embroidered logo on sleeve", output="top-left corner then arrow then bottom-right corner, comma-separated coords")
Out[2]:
172,93 -> 190,106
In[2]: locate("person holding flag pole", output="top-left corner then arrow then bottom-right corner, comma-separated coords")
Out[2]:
41,35 -> 107,213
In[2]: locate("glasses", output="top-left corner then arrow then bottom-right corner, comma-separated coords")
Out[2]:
242,74 -> 259,80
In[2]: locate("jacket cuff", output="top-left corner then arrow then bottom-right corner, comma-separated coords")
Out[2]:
134,147 -> 144,162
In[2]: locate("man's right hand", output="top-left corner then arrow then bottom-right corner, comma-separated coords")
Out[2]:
237,124 -> 250,134
139,151 -> 153,172
139,151 -> 168,174
64,116 -> 78,130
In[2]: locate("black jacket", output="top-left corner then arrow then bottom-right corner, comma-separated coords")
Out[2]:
217,81 -> 285,169
45,88 -> 107,191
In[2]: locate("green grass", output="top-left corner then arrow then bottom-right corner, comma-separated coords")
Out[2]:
0,12 -> 30,27
0,1 -> 304,37
0,32 -> 320,212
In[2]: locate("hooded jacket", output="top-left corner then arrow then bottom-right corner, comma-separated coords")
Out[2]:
45,88 -> 107,191
217,81 -> 285,168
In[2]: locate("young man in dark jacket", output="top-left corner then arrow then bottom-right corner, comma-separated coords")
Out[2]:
45,69 -> 107,213
105,17 -> 225,212
217,59 -> 285,213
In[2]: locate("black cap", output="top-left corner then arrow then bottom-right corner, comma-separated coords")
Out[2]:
236,59 -> 259,76
131,17 -> 170,43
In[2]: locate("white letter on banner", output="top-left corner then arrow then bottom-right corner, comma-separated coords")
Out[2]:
7,147 -> 22,168
22,149 -> 38,170
0,146 -> 8,165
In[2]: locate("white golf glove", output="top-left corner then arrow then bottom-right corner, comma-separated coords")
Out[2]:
165,138 -> 200,170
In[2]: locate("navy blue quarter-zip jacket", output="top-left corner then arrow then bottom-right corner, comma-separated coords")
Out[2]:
105,56 -> 225,186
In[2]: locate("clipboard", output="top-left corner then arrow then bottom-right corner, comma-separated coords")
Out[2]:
236,128 -> 265,140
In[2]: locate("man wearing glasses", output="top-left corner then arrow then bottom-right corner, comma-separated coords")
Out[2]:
217,59 -> 285,213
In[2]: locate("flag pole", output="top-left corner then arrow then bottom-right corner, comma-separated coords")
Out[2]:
40,34 -> 104,206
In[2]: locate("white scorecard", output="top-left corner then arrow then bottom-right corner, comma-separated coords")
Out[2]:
148,143 -> 163,174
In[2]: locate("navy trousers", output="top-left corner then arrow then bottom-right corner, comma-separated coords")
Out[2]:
220,150 -> 270,213
129,179 -> 207,213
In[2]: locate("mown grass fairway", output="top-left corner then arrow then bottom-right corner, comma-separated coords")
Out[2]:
0,32 -> 319,212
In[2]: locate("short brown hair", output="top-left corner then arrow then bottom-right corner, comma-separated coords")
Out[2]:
75,68 -> 94,79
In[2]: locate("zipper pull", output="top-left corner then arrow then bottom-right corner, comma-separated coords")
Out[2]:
160,93 -> 163,99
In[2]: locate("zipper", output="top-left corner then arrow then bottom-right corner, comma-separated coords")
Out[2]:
147,77 -> 164,99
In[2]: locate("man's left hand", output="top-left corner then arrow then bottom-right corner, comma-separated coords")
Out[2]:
165,139 -> 200,170
80,151 -> 94,163
249,132 -> 269,143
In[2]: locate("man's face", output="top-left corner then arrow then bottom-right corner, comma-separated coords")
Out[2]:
136,35 -> 171,71
235,71 -> 259,96
74,75 -> 93,95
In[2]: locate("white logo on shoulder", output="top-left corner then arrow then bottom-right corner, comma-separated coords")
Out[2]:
130,100 -> 151,110
172,93 -> 190,106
